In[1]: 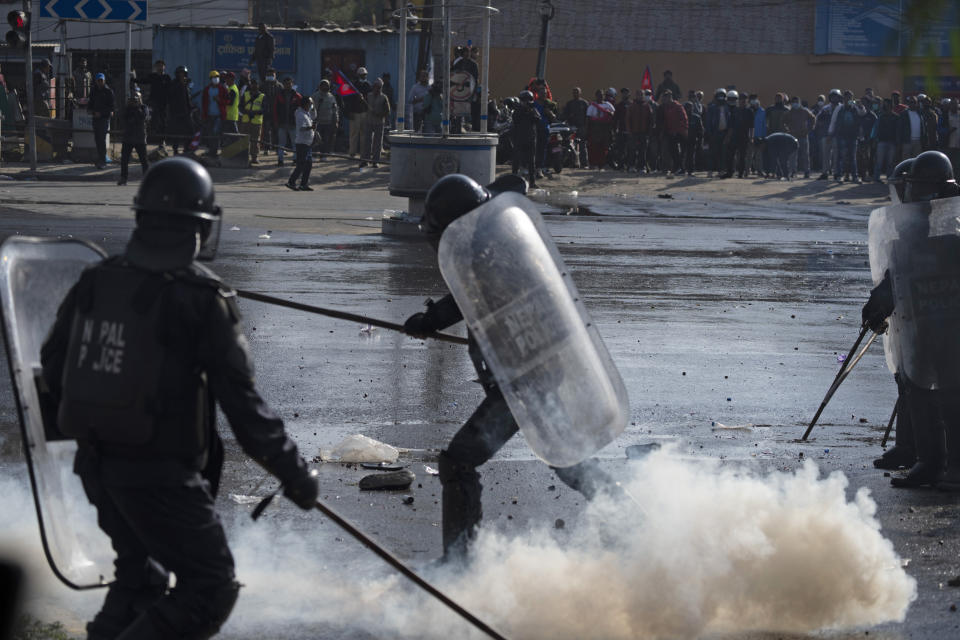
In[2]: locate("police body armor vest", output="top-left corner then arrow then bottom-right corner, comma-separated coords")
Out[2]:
58,259 -> 210,456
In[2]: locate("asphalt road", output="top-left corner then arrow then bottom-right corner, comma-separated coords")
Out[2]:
0,177 -> 957,640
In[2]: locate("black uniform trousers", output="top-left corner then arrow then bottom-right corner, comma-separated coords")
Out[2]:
78,448 -> 238,640
440,385 -> 610,559
119,143 -> 148,180
901,377 -> 960,468
512,141 -> 537,187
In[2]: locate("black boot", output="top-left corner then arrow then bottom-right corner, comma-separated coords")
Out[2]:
552,458 -> 619,500
438,450 -> 483,563
891,387 -> 944,488
937,398 -> 960,492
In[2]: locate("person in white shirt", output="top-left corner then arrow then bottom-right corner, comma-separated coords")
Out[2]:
406,69 -> 430,131
286,97 -> 315,191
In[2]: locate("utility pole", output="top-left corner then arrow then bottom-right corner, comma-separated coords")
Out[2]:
124,21 -> 132,105
24,0 -> 37,173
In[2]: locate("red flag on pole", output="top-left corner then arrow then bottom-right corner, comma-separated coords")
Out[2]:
641,66 -> 653,92
331,68 -> 360,97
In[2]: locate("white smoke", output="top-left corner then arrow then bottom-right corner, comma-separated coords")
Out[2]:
224,447 -> 915,639
0,474 -> 101,634
3,448 -> 916,639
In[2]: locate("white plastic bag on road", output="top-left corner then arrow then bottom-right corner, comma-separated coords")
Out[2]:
319,434 -> 399,463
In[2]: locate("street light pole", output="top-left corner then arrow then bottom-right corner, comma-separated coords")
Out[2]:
24,0 -> 36,173
534,0 -> 554,81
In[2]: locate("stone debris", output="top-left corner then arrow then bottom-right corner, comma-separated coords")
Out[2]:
625,442 -> 662,459
358,469 -> 415,491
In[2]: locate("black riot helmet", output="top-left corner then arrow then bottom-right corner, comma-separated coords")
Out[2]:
421,173 -> 528,248
131,157 -> 223,266
903,150 -> 959,203
889,158 -> 914,204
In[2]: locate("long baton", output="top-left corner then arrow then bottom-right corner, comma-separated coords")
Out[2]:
236,290 -> 469,346
880,397 -> 900,448
801,324 -> 871,441
832,330 -> 880,389
251,490 -> 509,640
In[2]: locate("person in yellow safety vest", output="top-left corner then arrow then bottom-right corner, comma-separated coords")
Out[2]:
241,79 -> 265,165
223,71 -> 240,134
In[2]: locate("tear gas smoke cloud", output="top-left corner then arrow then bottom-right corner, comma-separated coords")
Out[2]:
225,447 -> 915,639
2,448 -> 916,639
0,476 -> 101,632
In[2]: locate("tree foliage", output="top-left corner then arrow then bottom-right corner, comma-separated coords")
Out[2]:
900,0 -> 960,97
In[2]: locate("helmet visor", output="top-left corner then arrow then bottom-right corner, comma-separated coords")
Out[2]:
197,206 -> 223,261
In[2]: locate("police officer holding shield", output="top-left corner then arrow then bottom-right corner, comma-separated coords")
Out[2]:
40,157 -> 318,639
863,151 -> 960,489
404,174 -> 626,561
869,158 -> 915,473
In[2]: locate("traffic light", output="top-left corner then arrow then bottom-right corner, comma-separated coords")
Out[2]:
6,10 -> 29,49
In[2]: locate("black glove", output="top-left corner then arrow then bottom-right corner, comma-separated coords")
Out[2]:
862,274 -> 894,333
283,469 -> 319,510
403,312 -> 434,337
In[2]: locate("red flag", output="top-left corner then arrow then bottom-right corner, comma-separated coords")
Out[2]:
641,66 -> 653,92
331,68 -> 359,97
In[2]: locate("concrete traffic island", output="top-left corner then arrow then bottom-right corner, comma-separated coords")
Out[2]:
382,132 -> 497,236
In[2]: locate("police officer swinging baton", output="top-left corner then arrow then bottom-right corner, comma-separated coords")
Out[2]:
801,323 -> 882,441
236,290 -> 469,345
251,480 -> 510,640
239,292 -> 504,638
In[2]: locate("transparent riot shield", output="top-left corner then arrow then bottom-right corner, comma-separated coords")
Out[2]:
868,203 -> 906,374
0,236 -> 113,589
438,192 -> 629,467
868,198 -> 960,389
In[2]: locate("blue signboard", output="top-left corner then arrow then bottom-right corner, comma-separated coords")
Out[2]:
906,76 -> 960,95
40,0 -> 147,21
815,0 -> 958,57
213,30 -> 296,73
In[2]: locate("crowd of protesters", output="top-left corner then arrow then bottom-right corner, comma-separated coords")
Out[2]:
14,34 -> 960,193
502,70 -> 960,185
26,24 -> 394,189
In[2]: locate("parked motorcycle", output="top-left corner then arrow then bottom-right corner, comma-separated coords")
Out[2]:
548,122 -> 577,174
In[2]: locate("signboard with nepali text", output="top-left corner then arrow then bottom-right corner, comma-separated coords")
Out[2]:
213,30 -> 296,73
814,0 -> 959,57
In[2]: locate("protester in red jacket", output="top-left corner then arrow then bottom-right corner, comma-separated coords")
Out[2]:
201,70 -> 228,121
626,89 -> 655,172
659,90 -> 688,174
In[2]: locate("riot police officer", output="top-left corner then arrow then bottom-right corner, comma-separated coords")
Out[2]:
511,90 -> 540,188
404,174 -> 619,561
869,158 -> 915,473
40,157 -> 319,639
862,151 -> 960,489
